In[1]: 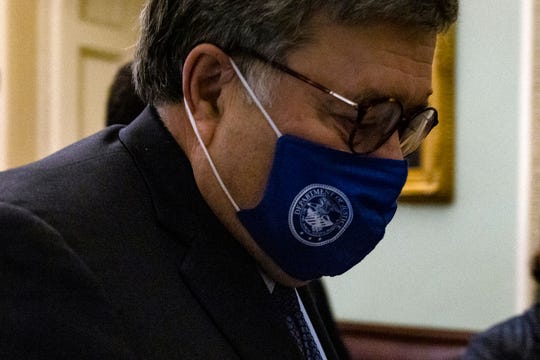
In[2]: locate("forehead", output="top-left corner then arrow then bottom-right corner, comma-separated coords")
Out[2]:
285,18 -> 437,110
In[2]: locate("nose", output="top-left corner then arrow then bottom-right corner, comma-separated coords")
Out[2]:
368,131 -> 403,160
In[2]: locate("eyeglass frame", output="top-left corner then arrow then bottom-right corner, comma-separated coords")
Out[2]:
231,49 -> 439,157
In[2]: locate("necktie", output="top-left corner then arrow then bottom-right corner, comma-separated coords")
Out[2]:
273,285 -> 323,360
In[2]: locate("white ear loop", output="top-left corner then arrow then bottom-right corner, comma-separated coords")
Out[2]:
184,97 -> 241,211
228,58 -> 282,138
183,57 -> 283,212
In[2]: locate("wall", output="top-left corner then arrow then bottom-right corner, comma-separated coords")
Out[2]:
326,0 -> 533,331
0,0 -> 143,171
0,0 -> 38,170
35,0 -> 144,160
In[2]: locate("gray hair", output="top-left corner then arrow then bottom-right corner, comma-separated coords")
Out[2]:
133,0 -> 458,106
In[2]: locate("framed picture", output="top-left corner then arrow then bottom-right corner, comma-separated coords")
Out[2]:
400,26 -> 455,202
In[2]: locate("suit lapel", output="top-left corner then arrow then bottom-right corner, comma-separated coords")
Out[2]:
179,225 -> 303,360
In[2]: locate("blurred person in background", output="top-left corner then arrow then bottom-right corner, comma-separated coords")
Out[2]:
105,62 -> 146,127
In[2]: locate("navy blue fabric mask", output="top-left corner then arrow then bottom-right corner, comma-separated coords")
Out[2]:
184,58 -> 408,281
238,135 -> 408,281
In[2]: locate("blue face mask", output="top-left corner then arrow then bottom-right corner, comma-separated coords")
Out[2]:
237,135 -> 407,281
184,58 -> 408,281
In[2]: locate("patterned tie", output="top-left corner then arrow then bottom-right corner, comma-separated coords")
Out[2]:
273,285 -> 323,360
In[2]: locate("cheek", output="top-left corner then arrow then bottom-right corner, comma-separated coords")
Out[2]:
212,110 -> 279,210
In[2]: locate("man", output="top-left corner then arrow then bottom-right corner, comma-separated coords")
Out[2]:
106,59 -> 352,359
0,1 -> 458,359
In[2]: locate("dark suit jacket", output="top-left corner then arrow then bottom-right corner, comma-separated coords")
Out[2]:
0,107 -> 340,359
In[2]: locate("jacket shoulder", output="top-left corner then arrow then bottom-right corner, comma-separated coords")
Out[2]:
0,201 -> 137,359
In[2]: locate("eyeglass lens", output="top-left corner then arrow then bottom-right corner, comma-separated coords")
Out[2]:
350,102 -> 437,157
348,101 -> 402,154
399,108 -> 437,156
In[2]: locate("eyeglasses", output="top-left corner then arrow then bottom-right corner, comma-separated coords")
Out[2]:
240,51 -> 438,157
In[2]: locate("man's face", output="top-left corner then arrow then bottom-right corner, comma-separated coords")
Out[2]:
213,18 -> 437,211
194,18 -> 437,284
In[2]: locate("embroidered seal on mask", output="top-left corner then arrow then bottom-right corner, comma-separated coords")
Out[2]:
288,184 -> 353,246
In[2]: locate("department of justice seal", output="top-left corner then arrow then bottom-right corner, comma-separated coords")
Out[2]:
288,184 -> 353,246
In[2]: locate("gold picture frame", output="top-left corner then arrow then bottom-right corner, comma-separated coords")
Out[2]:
400,26 -> 455,202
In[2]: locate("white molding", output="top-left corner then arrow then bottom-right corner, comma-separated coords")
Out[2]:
36,0 -> 67,158
0,0 -> 8,169
516,0 -> 535,312
35,0 -> 142,158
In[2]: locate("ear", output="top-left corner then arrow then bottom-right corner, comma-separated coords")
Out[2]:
182,44 -> 235,145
